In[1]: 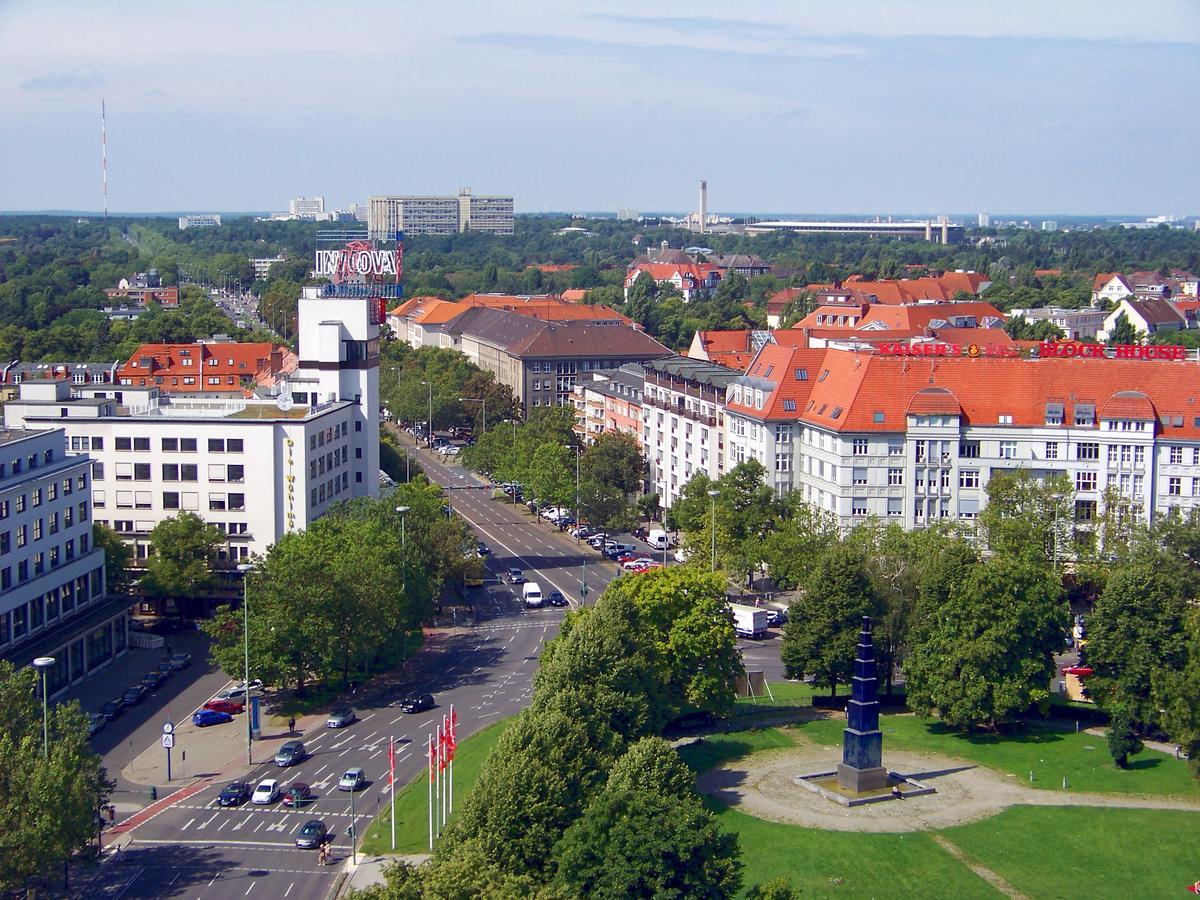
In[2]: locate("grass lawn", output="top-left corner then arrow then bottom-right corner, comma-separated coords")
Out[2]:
793,713 -> 1200,798
677,728 -> 798,774
711,803 -> 999,898
943,806 -> 1200,899
360,719 -> 511,855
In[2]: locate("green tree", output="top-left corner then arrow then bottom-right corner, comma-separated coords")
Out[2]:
600,568 -> 742,721
1083,542 -> 1194,726
759,498 -> 837,591
578,479 -> 625,529
905,553 -> 1067,730
140,511 -> 224,598
780,543 -> 879,698
553,737 -> 742,899
1106,704 -> 1144,769
979,470 -> 1074,568
1106,311 -> 1141,345
745,876 -> 804,900
526,442 -> 575,511
0,660 -> 111,892
581,431 -> 645,495
93,522 -> 134,594
1154,610 -> 1200,778
637,492 -> 661,528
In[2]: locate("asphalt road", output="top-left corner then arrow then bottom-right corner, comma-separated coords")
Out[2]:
79,439 -> 627,900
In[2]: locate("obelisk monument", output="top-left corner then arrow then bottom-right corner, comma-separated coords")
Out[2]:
837,616 -> 888,792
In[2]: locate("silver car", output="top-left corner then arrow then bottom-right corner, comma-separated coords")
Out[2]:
338,767 -> 365,791
326,708 -> 356,728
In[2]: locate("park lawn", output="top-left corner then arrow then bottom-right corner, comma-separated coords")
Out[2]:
734,678 -> 815,710
677,728 -> 798,774
943,805 -> 1200,898
710,803 -> 999,898
360,719 -> 511,855
793,713 -> 1200,798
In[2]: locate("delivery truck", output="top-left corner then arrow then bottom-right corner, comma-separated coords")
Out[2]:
729,603 -> 768,639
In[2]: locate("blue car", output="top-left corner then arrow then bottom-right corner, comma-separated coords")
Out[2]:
193,708 -> 233,727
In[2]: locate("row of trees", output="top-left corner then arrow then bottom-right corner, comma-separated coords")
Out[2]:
354,567 -> 782,898
203,486 -> 474,692
461,407 -> 649,530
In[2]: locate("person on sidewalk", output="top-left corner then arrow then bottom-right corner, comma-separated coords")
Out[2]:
288,716 -> 296,734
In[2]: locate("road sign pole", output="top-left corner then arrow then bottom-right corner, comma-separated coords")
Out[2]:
166,744 -> 172,781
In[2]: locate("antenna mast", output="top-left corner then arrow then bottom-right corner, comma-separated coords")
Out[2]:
101,98 -> 108,219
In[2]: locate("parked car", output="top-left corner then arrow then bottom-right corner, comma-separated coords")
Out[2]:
218,782 -> 252,807
275,740 -> 306,767
100,699 -> 124,720
215,680 -> 264,701
765,608 -> 788,627
622,558 -> 655,570
156,659 -> 176,677
673,547 -> 692,563
193,709 -> 233,727
204,699 -> 245,715
141,670 -> 168,690
87,713 -> 106,737
252,779 -> 280,805
476,541 -> 491,557
338,768 -> 366,791
326,708 -> 356,728
168,652 -> 192,671
507,567 -> 525,584
122,685 -> 147,706
282,782 -> 313,807
295,819 -> 329,849
400,693 -> 435,713
547,590 -> 569,608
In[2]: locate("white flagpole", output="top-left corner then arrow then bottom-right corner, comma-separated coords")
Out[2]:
442,715 -> 449,826
389,737 -> 396,852
449,705 -> 455,814
434,723 -> 442,836
427,733 -> 434,851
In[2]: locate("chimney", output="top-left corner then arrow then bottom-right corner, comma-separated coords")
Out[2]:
699,180 -> 707,234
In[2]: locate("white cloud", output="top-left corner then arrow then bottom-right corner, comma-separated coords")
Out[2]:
21,67 -> 105,92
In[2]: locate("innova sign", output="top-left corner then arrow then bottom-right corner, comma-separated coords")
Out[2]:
314,240 -> 398,282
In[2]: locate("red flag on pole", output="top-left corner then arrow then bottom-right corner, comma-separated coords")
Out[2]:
389,737 -> 395,786
438,721 -> 448,771
428,733 -> 436,783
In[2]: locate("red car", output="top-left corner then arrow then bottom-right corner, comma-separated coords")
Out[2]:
205,698 -> 245,715
616,552 -> 644,564
1062,666 -> 1093,677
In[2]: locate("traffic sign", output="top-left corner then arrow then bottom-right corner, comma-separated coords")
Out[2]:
162,721 -> 174,735
161,733 -> 175,750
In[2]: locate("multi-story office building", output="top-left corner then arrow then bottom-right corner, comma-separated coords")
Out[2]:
5,292 -> 380,577
178,215 -> 222,230
368,188 -> 514,237
289,196 -> 325,217
0,428 -> 115,698
723,343 -> 1200,531
642,357 -> 742,509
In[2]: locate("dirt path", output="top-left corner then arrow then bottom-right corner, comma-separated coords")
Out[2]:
695,745 -> 1200,833
930,835 -> 1028,899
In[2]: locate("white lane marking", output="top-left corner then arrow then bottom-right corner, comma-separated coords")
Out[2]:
479,711 -> 500,718
369,749 -> 383,760
418,718 -> 434,729
312,765 -> 329,779
245,883 -> 256,896
233,813 -> 254,830
181,818 -> 195,831
363,731 -> 379,742
284,883 -> 294,898
361,712 -> 376,721
254,819 -> 266,832
217,816 -> 230,830
196,811 -> 219,830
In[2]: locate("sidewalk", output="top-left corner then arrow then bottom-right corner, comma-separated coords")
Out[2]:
341,853 -> 429,895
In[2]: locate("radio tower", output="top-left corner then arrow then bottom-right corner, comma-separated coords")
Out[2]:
101,98 -> 108,219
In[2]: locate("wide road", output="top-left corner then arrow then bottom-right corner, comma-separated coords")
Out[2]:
80,438 -> 623,900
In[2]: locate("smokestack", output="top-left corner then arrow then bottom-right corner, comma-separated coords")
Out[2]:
699,180 -> 707,234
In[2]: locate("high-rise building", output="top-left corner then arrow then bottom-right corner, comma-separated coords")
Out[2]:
1042,220 -> 1059,232
289,196 -> 326,217
368,188 -> 513,237
978,213 -> 991,227
178,215 -> 221,230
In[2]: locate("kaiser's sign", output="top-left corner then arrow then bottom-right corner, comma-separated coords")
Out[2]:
314,239 -> 397,282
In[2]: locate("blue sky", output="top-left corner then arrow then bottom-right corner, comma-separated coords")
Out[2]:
1,0 -> 1197,216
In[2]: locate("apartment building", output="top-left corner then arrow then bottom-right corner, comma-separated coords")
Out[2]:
116,341 -> 297,397
368,188 -> 514,237
4,292 -> 381,573
725,343 -> 1200,531
572,365 -> 644,445
0,428 -> 114,699
642,357 -> 742,509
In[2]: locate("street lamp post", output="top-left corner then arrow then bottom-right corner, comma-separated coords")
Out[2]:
421,380 -> 434,448
33,657 -> 55,759
707,489 -> 720,573
237,562 -> 255,765
564,444 -> 588,602
460,397 -> 486,435
394,506 -> 410,594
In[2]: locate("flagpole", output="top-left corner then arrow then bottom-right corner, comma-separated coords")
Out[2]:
441,715 -> 448,827
449,705 -> 456,814
427,733 -> 434,851
389,737 -> 396,852
434,724 -> 441,836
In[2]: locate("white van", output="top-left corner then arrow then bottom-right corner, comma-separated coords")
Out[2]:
522,582 -> 544,608
647,529 -> 669,550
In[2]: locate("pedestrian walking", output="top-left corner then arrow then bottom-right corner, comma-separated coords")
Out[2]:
288,716 -> 296,733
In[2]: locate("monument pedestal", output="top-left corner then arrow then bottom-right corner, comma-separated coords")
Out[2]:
836,763 -> 888,792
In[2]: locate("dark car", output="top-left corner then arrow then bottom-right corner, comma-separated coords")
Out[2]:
476,541 -> 491,556
122,685 -> 147,706
100,699 -> 124,719
400,693 -> 435,713
282,782 -> 312,807
507,568 -> 525,584
142,670 -> 168,689
193,709 -> 233,727
274,740 -> 306,767
157,658 -> 175,677
547,591 -> 569,608
295,819 -> 329,850
217,782 -> 251,807
168,652 -> 192,671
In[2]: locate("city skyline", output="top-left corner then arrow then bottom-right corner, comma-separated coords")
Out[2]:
1,0 -> 1198,215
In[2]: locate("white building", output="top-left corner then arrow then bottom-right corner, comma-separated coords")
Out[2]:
642,357 -> 741,509
250,256 -> 287,280
290,196 -> 326,217
5,292 -> 380,568
368,189 -> 514,237
0,428 -> 116,698
178,215 -> 222,230
1009,307 -> 1108,341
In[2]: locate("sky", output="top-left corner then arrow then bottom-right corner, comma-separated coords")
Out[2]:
1,0 -> 1198,217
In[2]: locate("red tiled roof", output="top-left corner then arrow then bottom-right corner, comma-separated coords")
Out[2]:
118,342 -> 294,393
695,330 -> 752,354
767,287 -> 806,314
560,289 -> 587,302
1092,272 -> 1129,292
793,300 -> 1005,333
805,273 -> 990,306
725,344 -> 829,420
907,387 -> 962,416
1099,390 -> 1156,420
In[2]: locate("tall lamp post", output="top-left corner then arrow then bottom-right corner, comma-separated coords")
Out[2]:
236,562 -> 255,765
421,380 -> 434,448
394,506 -> 410,593
707,489 -> 720,573
460,397 -> 486,436
33,657 -> 55,758
564,444 -> 587,602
